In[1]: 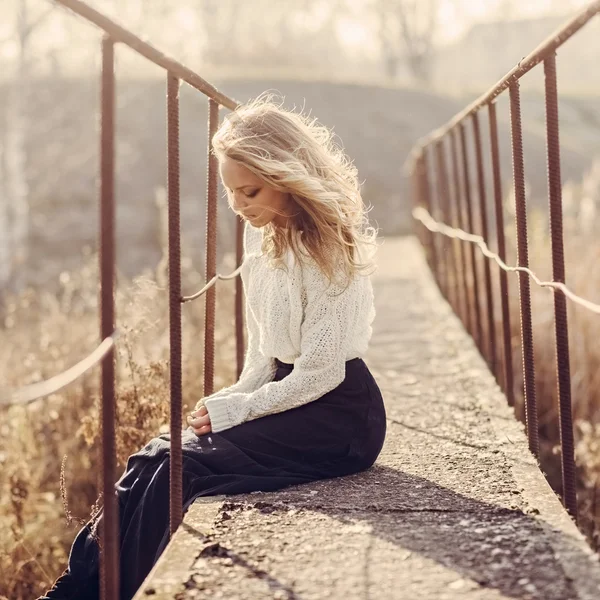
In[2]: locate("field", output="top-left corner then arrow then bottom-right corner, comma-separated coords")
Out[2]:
0,228 -> 239,598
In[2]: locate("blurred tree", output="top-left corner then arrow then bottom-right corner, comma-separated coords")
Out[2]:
0,0 -> 58,288
195,0 -> 346,73
371,0 -> 439,85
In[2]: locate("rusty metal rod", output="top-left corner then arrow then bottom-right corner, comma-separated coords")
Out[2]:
54,0 -> 238,111
411,165 -> 427,258
435,141 -> 456,309
450,129 -> 471,332
420,153 -> 438,282
472,112 -> 497,373
544,54 -> 577,520
427,146 -> 448,297
442,137 -> 464,320
415,155 -> 432,271
509,81 -> 539,458
99,35 -> 118,600
488,102 -> 515,407
235,216 -> 245,379
415,155 -> 430,269
408,1 -> 600,160
167,72 -> 183,535
204,99 -> 220,397
459,123 -> 484,348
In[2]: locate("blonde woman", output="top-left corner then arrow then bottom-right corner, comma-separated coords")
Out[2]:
41,96 -> 386,600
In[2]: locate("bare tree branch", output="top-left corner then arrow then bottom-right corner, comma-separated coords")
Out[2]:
369,0 -> 439,86
22,4 -> 56,41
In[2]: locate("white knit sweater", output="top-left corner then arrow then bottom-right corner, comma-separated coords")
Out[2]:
203,223 -> 376,433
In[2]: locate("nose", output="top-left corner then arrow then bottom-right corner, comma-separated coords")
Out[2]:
231,192 -> 248,213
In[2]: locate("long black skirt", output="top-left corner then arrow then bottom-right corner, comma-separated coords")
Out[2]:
40,358 -> 386,600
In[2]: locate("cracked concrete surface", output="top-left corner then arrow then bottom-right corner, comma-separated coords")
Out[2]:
134,237 -> 600,600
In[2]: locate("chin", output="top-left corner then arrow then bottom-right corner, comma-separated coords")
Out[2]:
247,216 -> 272,228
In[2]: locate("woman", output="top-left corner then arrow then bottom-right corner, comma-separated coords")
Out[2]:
41,96 -> 386,600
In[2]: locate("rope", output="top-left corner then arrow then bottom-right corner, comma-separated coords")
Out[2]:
1,332 -> 119,407
1,260 -> 246,408
181,264 -> 244,303
413,206 -> 600,315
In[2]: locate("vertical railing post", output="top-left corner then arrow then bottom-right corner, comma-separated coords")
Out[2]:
167,72 -> 183,535
427,146 -> 448,299
458,123 -> 483,350
459,123 -> 483,347
99,35 -> 118,600
442,137 -> 464,321
488,102 -> 515,407
411,160 -> 426,255
544,54 -> 577,520
416,153 -> 437,277
435,141 -> 455,310
450,129 -> 471,333
472,112 -> 497,373
204,99 -> 220,397
509,81 -> 539,458
235,216 -> 245,379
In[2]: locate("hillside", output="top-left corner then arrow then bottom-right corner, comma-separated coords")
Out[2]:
1,76 -> 598,289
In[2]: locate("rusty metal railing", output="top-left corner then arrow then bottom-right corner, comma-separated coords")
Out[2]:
3,1 -> 244,597
409,0 -> 600,524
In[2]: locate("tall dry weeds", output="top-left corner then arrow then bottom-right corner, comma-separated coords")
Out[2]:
458,157 -> 600,550
0,220 -> 239,598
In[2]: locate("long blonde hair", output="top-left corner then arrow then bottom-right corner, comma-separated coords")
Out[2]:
212,94 -> 378,284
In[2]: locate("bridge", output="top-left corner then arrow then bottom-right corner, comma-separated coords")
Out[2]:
4,0 -> 600,599
134,237 -> 600,599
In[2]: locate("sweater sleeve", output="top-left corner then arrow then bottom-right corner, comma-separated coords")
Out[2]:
197,224 -> 275,407
204,262 -> 363,433
199,301 -> 276,405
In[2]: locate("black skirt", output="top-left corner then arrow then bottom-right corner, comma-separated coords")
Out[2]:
40,358 -> 386,600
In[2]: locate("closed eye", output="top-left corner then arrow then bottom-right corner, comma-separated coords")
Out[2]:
246,189 -> 259,198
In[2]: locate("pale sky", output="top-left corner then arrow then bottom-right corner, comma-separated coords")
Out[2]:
336,0 -> 591,46
0,0 -> 593,65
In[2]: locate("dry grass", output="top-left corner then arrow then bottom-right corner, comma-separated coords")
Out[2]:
512,217 -> 600,551
0,240 -> 239,599
506,164 -> 600,550
443,158 -> 600,550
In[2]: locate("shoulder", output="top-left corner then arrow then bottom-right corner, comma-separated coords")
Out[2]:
299,253 -> 368,301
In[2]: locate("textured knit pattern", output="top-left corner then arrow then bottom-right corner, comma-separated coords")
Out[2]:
203,223 -> 376,433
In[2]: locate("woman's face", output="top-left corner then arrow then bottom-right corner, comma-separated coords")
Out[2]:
219,156 -> 292,228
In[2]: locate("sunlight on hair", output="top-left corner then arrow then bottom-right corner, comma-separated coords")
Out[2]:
212,93 -> 380,285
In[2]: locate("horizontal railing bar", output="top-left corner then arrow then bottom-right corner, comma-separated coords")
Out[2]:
413,207 -> 600,315
1,332 -> 120,406
181,265 -> 245,303
53,0 -> 239,111
407,0 -> 600,162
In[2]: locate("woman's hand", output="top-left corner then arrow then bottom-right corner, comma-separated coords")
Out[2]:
187,406 -> 212,436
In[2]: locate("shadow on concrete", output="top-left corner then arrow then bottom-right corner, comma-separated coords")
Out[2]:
207,463 -> 598,600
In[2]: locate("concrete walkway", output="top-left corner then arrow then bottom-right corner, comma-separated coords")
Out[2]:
135,237 -> 600,600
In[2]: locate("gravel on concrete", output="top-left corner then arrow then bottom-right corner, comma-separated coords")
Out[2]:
135,237 -> 600,600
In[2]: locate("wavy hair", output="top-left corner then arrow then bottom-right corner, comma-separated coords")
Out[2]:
212,94 -> 378,284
